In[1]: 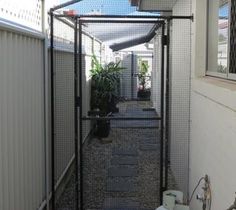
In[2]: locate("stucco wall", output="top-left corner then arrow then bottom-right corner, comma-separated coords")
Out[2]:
190,78 -> 236,210
190,0 -> 236,209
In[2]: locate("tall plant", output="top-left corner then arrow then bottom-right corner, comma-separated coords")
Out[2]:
90,55 -> 124,113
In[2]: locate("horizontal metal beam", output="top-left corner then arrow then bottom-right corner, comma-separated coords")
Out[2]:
79,15 -> 193,20
82,116 -> 162,121
53,14 -> 193,21
80,19 -> 162,24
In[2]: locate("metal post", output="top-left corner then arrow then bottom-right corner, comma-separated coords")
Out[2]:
165,19 -> 171,191
131,52 -> 134,100
74,17 -> 79,210
78,18 -> 84,210
49,11 -> 55,210
160,22 -> 165,205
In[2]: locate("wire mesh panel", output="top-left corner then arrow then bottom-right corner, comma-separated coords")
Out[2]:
51,15 -> 77,210
167,16 -> 192,202
80,19 -> 164,210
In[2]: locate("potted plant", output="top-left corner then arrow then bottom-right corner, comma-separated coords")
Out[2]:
137,59 -> 151,100
90,55 -> 124,138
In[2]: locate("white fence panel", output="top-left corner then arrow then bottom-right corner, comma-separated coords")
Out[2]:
0,0 -> 42,31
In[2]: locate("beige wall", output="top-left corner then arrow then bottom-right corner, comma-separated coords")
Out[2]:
190,0 -> 236,209
190,78 -> 236,210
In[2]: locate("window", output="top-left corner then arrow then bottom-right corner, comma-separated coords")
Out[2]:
207,0 -> 236,80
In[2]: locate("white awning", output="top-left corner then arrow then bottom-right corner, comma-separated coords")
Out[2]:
81,17 -> 161,51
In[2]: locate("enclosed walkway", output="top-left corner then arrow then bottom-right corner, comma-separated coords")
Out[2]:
57,101 -> 176,210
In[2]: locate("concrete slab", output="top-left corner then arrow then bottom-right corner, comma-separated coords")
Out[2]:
112,148 -> 138,156
139,144 -> 159,151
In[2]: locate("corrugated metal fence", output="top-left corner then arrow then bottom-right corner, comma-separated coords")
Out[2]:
0,29 -> 46,210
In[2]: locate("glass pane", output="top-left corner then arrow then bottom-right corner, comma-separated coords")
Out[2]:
208,0 -> 229,74
229,0 -> 236,74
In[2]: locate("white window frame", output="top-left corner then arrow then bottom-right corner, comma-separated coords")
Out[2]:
206,0 -> 236,80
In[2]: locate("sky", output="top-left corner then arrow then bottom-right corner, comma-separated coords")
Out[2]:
219,3 -> 229,17
61,0 -> 138,15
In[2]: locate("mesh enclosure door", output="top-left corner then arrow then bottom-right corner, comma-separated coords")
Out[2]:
80,19 -> 166,210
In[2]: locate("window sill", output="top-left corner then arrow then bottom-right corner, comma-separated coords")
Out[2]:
192,76 -> 236,112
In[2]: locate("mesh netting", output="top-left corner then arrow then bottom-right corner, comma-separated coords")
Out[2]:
51,13 -> 192,210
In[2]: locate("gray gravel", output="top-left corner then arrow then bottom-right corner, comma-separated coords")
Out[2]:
56,101 -> 177,210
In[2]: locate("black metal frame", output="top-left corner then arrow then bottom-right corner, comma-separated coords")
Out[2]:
131,51 -> 135,99
74,17 -> 79,210
50,11 -> 193,210
50,11 -> 56,210
54,14 -> 194,20
78,18 -> 83,210
165,19 -> 171,191
160,22 -> 165,204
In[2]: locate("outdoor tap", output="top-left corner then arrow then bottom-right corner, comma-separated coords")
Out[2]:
227,194 -> 236,210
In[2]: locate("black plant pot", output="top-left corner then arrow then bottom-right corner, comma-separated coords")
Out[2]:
95,119 -> 111,138
108,95 -> 119,113
137,89 -> 151,99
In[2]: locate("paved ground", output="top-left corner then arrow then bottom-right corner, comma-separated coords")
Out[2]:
56,101 -> 177,210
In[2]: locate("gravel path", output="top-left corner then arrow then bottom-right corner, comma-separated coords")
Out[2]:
56,101 -> 177,210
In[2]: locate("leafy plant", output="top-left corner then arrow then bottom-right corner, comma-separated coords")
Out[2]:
90,55 -> 124,114
138,60 -> 149,90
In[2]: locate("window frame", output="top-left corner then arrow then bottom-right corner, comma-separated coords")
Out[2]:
206,0 -> 236,80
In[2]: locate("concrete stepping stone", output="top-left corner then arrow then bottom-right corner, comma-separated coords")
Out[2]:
106,180 -> 137,192
139,144 -> 159,151
108,166 -> 138,177
103,197 -> 139,209
142,108 -> 156,111
139,139 -> 158,144
111,156 -> 138,165
112,148 -> 138,156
